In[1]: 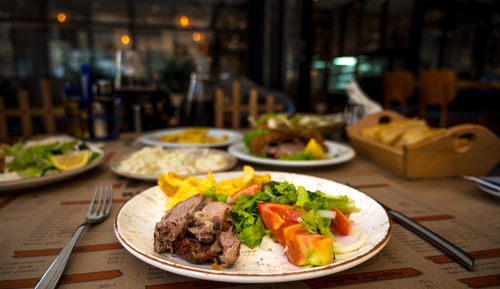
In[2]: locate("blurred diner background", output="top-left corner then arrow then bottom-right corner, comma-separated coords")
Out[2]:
1,0 -> 500,141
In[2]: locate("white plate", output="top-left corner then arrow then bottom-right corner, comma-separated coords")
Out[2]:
114,171 -> 391,283
110,148 -> 237,181
228,141 -> 355,167
0,139 -> 104,192
477,176 -> 500,198
138,128 -> 243,148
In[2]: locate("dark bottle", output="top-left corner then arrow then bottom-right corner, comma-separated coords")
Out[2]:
179,57 -> 214,126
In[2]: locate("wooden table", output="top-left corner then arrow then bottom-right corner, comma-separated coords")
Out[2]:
0,134 -> 499,289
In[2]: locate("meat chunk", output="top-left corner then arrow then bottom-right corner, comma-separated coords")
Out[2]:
187,224 -> 215,244
218,229 -> 241,267
172,236 -> 221,263
154,194 -> 241,267
154,194 -> 207,253
262,143 -> 305,159
249,127 -> 328,158
198,202 -> 233,231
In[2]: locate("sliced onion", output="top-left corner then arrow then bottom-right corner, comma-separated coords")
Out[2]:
333,232 -> 368,254
317,209 -> 336,219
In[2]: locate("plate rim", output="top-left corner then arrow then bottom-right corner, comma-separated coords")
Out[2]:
110,148 -> 238,181
138,127 -> 243,148
0,141 -> 105,192
228,141 -> 355,167
114,171 -> 392,283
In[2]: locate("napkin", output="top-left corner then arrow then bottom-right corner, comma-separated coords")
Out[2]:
346,81 -> 382,115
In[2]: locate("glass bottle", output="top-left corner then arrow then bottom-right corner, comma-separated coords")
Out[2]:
179,57 -> 214,126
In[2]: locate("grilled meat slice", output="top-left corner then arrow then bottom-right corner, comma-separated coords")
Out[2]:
154,194 -> 241,267
249,127 -> 328,158
187,223 -> 215,244
187,202 -> 232,243
154,194 -> 207,253
172,236 -> 221,263
199,201 -> 233,231
218,229 -> 241,267
262,143 -> 305,159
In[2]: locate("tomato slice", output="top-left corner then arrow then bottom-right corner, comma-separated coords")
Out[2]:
257,203 -> 301,243
330,207 -> 352,235
283,224 -> 333,266
258,203 -> 333,266
231,184 -> 261,200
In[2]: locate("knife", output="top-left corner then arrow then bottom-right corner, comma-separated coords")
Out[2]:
463,175 -> 500,192
346,183 -> 475,271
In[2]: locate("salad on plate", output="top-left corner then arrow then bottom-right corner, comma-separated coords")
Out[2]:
0,137 -> 101,182
154,166 -> 367,268
243,127 -> 332,161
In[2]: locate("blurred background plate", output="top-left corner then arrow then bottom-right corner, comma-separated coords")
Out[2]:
250,113 -> 345,138
110,148 -> 237,181
476,176 -> 500,198
228,141 -> 355,167
138,128 -> 243,148
0,142 -> 104,192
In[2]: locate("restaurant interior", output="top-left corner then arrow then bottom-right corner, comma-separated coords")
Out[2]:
1,0 -> 499,138
1,1 -> 500,289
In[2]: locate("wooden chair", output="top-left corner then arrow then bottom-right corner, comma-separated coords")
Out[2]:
214,80 -> 284,129
0,79 -> 65,142
419,69 -> 457,127
383,71 -> 414,115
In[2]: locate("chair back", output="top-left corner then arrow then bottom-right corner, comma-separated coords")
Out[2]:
383,71 -> 414,115
0,79 -> 64,142
419,69 -> 457,127
214,80 -> 284,129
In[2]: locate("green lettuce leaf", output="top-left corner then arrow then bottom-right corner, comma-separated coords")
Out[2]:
300,210 -> 333,239
203,186 -> 228,202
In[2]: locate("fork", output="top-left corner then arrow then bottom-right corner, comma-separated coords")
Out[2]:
35,185 -> 113,289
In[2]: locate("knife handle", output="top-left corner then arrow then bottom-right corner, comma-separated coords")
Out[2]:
388,210 -> 475,271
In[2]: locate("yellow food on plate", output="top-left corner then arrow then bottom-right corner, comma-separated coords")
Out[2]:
303,139 -> 326,159
158,165 -> 270,209
158,128 -> 228,144
361,118 -> 445,148
50,151 -> 91,171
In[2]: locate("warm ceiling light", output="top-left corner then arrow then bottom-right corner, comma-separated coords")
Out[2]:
121,34 -> 131,45
192,32 -> 201,42
179,16 -> 189,27
57,12 -> 67,23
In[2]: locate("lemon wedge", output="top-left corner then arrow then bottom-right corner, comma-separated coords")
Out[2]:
304,139 -> 326,159
50,151 -> 91,171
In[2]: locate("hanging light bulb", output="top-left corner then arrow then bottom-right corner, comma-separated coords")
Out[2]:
179,16 -> 189,27
57,12 -> 67,23
192,32 -> 202,42
121,34 -> 131,45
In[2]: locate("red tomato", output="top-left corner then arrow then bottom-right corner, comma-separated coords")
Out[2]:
231,184 -> 261,200
330,207 -> 353,235
258,203 -> 333,266
283,224 -> 333,266
257,203 -> 301,243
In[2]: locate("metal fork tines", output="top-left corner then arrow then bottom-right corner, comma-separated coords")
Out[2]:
87,185 -> 114,223
35,185 -> 113,289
